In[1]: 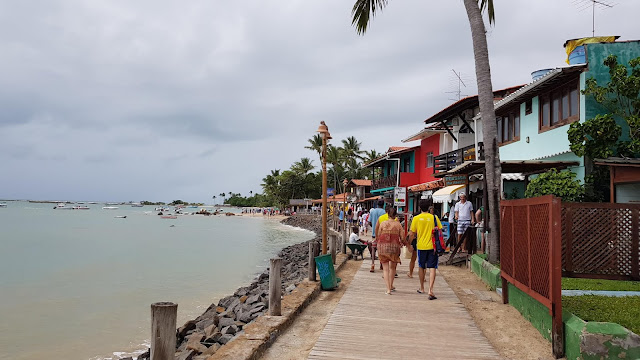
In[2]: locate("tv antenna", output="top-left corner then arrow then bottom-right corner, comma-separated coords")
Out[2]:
572,0 -> 615,37
445,69 -> 470,102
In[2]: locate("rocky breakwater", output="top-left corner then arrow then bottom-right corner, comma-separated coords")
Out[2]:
134,214 -> 321,360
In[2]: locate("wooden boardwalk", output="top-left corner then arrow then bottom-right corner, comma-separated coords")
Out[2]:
308,259 -> 501,360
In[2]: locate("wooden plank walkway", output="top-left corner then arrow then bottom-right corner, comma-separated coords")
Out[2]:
308,259 -> 501,360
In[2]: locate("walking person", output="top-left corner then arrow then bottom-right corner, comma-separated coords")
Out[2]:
407,207 -> 432,278
367,200 -> 386,273
408,199 -> 443,300
454,193 -> 475,252
376,207 -> 405,295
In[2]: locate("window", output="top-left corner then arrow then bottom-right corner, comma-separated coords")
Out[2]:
539,82 -> 579,131
403,157 -> 411,173
525,99 -> 532,115
497,110 -> 520,144
426,152 -> 434,168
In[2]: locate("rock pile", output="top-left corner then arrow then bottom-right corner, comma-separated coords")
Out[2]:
134,214 -> 321,360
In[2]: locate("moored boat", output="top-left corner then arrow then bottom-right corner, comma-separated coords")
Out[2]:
161,215 -> 177,219
54,203 -> 72,210
72,206 -> 90,210
102,206 -> 119,210
114,215 -> 127,218
0,203 -> 7,208
131,203 -> 143,207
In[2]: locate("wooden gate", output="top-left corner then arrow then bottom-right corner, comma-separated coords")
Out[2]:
500,195 -> 564,358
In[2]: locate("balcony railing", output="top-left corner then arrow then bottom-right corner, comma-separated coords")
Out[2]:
434,142 -> 484,174
372,174 -> 398,190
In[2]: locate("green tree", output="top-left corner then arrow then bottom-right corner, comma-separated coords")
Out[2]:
351,0 -> 501,262
305,134 -> 324,163
525,169 -> 584,202
291,157 -> 315,175
568,55 -> 640,201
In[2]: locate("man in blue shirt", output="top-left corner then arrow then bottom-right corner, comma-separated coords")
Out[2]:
367,200 -> 386,273
338,208 -> 344,231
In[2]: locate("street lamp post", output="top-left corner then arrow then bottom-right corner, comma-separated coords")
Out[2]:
317,121 -> 331,254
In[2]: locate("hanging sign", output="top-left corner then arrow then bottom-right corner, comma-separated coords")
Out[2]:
444,175 -> 467,187
327,188 -> 335,196
393,187 -> 406,207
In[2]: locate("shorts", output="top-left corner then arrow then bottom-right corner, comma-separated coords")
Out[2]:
417,249 -> 438,269
457,220 -> 471,235
411,239 -> 417,252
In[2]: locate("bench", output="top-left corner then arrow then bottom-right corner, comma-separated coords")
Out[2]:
346,243 -> 368,260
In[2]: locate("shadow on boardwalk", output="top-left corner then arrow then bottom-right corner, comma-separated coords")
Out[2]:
308,259 -> 502,360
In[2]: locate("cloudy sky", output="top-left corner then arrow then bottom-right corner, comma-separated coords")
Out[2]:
1,0 -> 639,203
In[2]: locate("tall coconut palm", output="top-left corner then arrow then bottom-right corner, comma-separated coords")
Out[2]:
351,0 -> 501,263
212,195 -> 217,205
219,192 -> 226,204
305,134 -> 324,163
341,136 -> 364,161
292,157 -> 315,175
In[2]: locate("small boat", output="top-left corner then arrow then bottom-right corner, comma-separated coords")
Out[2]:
54,203 -> 72,210
161,215 -> 177,219
102,206 -> 119,210
131,203 -> 143,207
72,206 -> 90,210
0,203 -> 7,208
114,215 -> 127,219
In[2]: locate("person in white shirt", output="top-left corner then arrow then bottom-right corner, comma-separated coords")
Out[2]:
349,225 -> 365,257
454,193 -> 475,251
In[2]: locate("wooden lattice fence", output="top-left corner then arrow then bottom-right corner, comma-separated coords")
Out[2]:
562,202 -> 640,281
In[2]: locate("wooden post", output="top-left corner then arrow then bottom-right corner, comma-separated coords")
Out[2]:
269,258 -> 282,316
309,242 -> 317,281
150,302 -> 177,360
342,224 -> 347,254
330,234 -> 337,264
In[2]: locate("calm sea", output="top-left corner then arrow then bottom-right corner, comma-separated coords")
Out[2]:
0,201 -> 314,360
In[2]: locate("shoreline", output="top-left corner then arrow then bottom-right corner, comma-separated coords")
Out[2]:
128,214 -> 322,360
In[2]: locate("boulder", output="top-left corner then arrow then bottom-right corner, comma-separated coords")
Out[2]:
220,325 -> 237,335
237,309 -> 253,323
215,306 -> 225,314
175,349 -> 196,360
202,343 -> 221,356
196,315 -> 218,330
285,284 -> 296,293
217,295 -> 236,308
218,334 -> 234,345
136,350 -> 150,360
177,320 -> 197,339
239,295 -> 248,303
244,294 -> 261,305
218,317 -> 235,328
204,330 -> 222,344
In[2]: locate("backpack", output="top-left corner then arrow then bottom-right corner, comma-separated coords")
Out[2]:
432,214 -> 446,255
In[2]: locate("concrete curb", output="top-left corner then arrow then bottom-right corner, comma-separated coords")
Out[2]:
206,253 -> 349,360
470,254 -> 501,290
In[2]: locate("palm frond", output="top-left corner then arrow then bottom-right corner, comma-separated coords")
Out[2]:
351,0 -> 389,35
478,0 -> 495,24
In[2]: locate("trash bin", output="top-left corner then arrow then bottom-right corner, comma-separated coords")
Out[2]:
315,253 -> 340,290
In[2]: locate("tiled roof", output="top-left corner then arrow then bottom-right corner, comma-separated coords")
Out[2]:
388,146 -> 409,152
408,179 -> 445,192
350,179 -> 372,186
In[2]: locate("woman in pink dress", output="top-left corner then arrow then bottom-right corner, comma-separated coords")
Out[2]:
376,207 -> 406,295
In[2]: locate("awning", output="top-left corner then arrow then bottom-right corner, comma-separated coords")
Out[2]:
356,195 -> 382,203
408,179 -> 445,192
370,186 -> 395,194
432,184 -> 466,204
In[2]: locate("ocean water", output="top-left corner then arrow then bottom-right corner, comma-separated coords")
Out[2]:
0,201 -> 314,360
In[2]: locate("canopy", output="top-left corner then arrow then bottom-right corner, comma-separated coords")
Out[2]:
432,184 -> 466,204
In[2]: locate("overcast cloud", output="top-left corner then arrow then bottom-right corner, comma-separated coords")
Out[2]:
1,0 -> 639,203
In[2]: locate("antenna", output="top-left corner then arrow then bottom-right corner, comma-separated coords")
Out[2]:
572,0 -> 615,37
445,69 -> 470,102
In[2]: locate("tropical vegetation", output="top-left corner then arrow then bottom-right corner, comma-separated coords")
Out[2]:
215,135 -> 379,208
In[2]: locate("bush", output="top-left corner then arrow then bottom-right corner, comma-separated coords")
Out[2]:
524,169 -> 584,202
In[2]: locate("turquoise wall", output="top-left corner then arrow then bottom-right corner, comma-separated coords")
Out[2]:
584,41 -> 640,142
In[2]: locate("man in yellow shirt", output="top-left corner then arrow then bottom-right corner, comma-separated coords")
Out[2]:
408,199 -> 442,300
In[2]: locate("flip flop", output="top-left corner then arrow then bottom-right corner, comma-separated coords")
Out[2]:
417,289 -> 424,294
428,295 -> 437,300
407,274 -> 413,278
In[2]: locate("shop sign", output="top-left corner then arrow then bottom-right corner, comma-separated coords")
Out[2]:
393,187 -> 406,207
327,188 -> 335,196
444,175 -> 467,187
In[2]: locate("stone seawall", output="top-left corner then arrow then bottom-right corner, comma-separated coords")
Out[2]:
132,214 -> 321,360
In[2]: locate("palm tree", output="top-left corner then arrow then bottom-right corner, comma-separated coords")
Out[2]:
305,134 -> 324,163
212,195 -> 217,205
342,136 -> 364,161
292,157 -> 315,175
220,192 -> 226,204
249,190 -> 253,197
351,0 -> 501,263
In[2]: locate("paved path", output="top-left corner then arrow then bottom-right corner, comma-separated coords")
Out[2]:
308,258 -> 501,360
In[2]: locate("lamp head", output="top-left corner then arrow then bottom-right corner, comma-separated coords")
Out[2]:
317,121 -> 332,139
